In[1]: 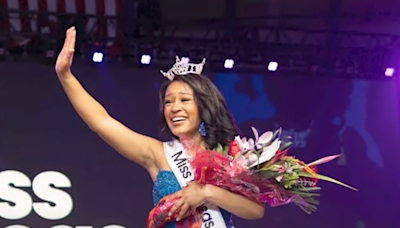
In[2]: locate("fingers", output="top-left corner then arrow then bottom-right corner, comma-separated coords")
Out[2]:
62,27 -> 76,52
169,197 -> 183,217
62,28 -> 70,51
176,203 -> 190,222
69,27 -> 76,52
170,190 -> 182,200
60,27 -> 75,65
66,27 -> 73,49
190,206 -> 197,215
67,29 -> 76,63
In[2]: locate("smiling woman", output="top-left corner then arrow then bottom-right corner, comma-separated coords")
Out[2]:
54,27 -> 264,228
162,80 -> 203,142
159,73 -> 239,150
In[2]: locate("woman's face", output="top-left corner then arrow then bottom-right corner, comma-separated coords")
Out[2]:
164,81 -> 201,138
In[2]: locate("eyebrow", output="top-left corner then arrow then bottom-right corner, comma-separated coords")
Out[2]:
165,92 -> 193,97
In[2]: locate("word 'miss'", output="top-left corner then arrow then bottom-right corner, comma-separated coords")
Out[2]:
0,170 -> 126,228
171,151 -> 192,179
0,170 -> 72,220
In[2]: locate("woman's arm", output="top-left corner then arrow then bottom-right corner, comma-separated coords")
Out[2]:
55,27 -> 161,171
169,182 -> 264,221
204,184 -> 264,220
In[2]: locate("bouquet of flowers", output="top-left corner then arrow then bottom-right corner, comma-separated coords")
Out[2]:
147,127 -> 357,228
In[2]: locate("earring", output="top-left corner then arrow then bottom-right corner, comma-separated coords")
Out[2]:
199,122 -> 206,137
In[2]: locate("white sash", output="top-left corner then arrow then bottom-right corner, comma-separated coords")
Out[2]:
164,140 -> 228,228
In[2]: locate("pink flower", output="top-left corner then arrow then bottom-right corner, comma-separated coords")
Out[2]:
233,136 -> 252,154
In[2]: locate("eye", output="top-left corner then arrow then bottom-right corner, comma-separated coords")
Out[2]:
181,98 -> 191,102
164,100 -> 172,104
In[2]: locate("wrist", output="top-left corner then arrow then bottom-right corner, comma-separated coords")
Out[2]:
203,184 -> 215,202
57,71 -> 73,79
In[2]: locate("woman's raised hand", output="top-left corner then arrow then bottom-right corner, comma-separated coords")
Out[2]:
55,27 -> 76,76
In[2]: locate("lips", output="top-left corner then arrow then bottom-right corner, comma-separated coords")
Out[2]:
171,116 -> 187,125
172,117 -> 186,122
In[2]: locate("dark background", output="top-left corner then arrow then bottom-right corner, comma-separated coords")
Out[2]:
1,62 -> 400,228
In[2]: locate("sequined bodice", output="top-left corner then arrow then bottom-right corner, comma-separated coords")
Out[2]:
153,170 -> 233,228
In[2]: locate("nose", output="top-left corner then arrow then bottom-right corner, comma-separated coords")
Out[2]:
171,101 -> 182,113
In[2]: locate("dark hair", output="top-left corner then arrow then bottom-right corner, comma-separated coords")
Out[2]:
159,73 -> 239,149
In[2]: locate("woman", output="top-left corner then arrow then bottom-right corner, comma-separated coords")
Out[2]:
55,27 -> 264,227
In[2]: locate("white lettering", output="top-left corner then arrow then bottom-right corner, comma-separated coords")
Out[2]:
0,170 -> 73,220
0,170 -> 126,228
32,171 -> 73,220
0,170 -> 33,220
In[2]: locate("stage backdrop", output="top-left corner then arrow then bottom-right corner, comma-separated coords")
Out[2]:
1,62 -> 400,228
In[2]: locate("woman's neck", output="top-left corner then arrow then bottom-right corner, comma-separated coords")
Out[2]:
180,133 -> 207,149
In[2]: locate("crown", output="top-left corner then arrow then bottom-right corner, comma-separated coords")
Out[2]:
160,56 -> 206,80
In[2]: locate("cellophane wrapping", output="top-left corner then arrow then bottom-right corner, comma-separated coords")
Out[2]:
147,137 -> 309,228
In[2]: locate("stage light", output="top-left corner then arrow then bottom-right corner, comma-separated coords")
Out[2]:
181,57 -> 190,64
92,52 -> 103,63
268,61 -> 278,71
385,67 -> 395,77
224,59 -> 234,69
141,54 -> 151,65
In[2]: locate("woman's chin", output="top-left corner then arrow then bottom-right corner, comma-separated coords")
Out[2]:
172,130 -> 193,138
173,131 -> 189,137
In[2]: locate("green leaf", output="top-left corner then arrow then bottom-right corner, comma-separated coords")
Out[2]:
279,141 -> 292,151
300,187 -> 321,192
259,164 -> 281,172
298,172 -> 358,191
257,170 -> 281,179
272,128 -> 281,141
215,143 -> 224,153
289,191 -> 320,197
280,178 -> 299,184
224,145 -> 229,153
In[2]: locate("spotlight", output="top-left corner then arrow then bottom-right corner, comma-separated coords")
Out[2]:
385,67 -> 395,77
268,61 -> 278,71
224,59 -> 234,69
181,57 -> 190,64
141,54 -> 151,65
92,52 -> 103,63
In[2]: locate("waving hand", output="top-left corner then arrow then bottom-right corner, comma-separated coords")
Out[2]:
55,26 -> 76,76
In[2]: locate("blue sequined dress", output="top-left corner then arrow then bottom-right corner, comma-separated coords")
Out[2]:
153,170 -> 233,228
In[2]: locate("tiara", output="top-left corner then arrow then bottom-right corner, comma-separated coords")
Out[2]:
160,56 -> 206,80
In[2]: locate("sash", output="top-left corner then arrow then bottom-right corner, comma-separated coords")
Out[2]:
164,140 -> 228,228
